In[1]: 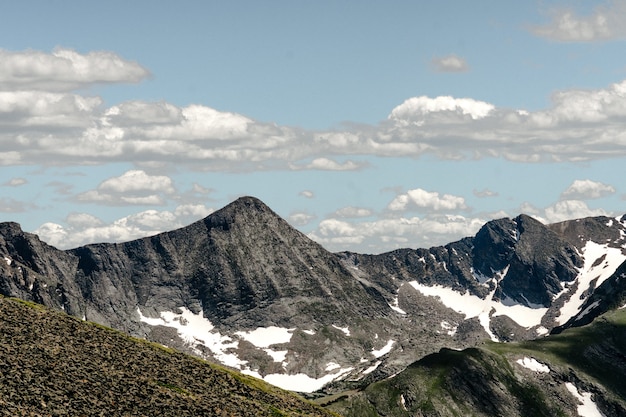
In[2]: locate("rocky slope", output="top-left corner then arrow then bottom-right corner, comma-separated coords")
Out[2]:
0,196 -> 624,394
326,307 -> 626,416
0,296 -> 336,417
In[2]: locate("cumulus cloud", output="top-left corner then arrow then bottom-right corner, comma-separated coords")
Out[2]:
561,179 -> 616,200
76,170 -> 175,206
388,96 -> 494,122
543,200 -> 610,223
34,204 -> 214,249
531,2 -> 626,42
0,48 -> 150,91
387,188 -> 467,212
5,47 -> 626,170
431,54 -> 469,72
288,212 -> 315,226
308,214 -> 485,253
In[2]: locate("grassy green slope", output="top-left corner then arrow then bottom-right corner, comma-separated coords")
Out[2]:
0,297 -> 338,417
326,309 -> 626,417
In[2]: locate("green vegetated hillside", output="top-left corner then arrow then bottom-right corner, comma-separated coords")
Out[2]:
0,297 -> 337,417
325,308 -> 626,417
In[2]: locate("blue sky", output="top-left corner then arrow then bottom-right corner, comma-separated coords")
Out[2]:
1,1 -> 626,253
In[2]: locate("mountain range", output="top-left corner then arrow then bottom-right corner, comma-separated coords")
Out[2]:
1,196 -> 625,415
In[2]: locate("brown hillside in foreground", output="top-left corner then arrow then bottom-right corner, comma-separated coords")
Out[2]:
0,297 -> 337,417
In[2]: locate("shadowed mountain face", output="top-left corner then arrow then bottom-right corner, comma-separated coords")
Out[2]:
0,196 -> 625,395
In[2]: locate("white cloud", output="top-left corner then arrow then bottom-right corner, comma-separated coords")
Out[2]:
76,170 -> 175,206
34,204 -> 214,249
0,48 -> 150,91
5,47 -> 626,170
0,91 -> 101,128
288,212 -> 315,226
3,177 -> 27,187
473,188 -> 498,198
531,2 -> 626,42
290,158 -> 365,171
388,189 -> 467,212
389,96 -> 494,121
0,197 -> 30,212
431,54 -> 469,72
99,170 -> 174,194
544,200 -> 610,223
333,206 -> 372,218
299,190 -> 314,199
561,179 -> 616,200
192,183 -> 213,195
308,214 -> 485,253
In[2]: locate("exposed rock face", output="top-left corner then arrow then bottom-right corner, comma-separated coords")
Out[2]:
0,196 -> 624,395
496,214 -> 582,307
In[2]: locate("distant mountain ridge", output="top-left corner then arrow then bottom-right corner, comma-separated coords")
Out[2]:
1,196 -> 625,395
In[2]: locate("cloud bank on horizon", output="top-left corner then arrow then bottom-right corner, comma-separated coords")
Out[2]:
1,1 -> 626,254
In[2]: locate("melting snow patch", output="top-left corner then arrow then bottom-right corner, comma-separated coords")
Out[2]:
516,357 -> 550,373
372,339 -> 394,358
302,329 -> 316,335
536,326 -> 549,336
362,360 -> 382,375
332,324 -> 351,336
565,382 -> 605,417
242,367 -> 353,393
557,241 -> 626,325
3,257 -> 12,266
408,280 -> 547,342
137,307 -> 246,368
389,295 -> 407,315
400,394 -> 407,411
264,349 -> 288,363
325,362 -> 341,372
235,326 -> 294,348
440,320 -> 457,336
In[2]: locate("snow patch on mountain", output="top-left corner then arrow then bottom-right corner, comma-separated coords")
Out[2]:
440,320 -> 457,336
408,279 -> 548,341
388,290 -> 407,315
332,324 -> 350,336
264,349 -> 288,363
137,306 -> 361,393
372,339 -> 394,358
137,307 -> 246,368
516,357 -> 550,373
3,256 -> 11,266
235,326 -> 294,348
362,360 -> 382,375
565,382 -> 605,417
242,367 -> 354,393
556,241 -> 626,325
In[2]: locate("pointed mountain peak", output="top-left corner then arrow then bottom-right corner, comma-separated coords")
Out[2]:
203,196 -> 284,231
